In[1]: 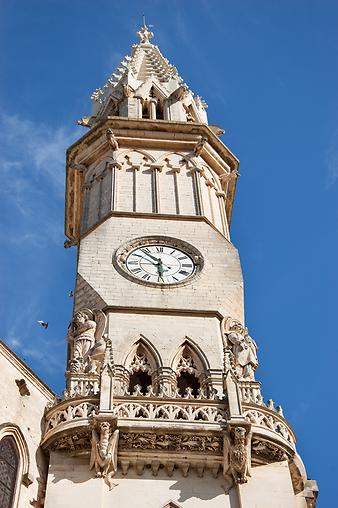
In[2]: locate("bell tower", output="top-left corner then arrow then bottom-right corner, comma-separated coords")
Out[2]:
41,25 -> 317,507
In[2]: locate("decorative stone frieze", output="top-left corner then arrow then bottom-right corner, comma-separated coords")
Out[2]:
119,432 -> 222,453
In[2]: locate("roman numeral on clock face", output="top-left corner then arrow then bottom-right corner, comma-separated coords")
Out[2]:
179,270 -> 189,276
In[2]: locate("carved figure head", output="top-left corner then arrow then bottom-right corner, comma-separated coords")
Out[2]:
73,311 -> 86,326
99,421 -> 111,434
233,427 -> 246,443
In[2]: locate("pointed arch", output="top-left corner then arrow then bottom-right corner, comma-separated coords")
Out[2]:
171,338 -> 210,398
123,335 -> 162,371
171,337 -> 210,373
0,423 -> 30,507
115,149 -> 156,213
123,336 -> 162,396
117,148 -> 155,165
155,152 -> 198,169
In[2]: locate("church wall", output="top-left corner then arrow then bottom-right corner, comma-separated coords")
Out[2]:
44,454 -> 301,508
239,461 -> 297,507
109,313 -> 223,370
0,343 -> 54,508
75,215 -> 244,323
44,453 -> 237,508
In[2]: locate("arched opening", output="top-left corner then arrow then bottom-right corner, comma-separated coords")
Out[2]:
177,371 -> 200,397
172,340 -> 208,398
142,100 -> 150,119
124,337 -> 161,396
129,370 -> 152,396
0,436 -> 19,508
156,100 -> 164,120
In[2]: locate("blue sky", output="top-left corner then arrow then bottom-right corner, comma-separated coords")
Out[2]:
1,0 -> 337,504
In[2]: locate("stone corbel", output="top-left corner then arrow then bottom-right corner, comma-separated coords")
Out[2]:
220,170 -> 240,184
223,423 -> 251,485
106,128 -> 119,152
90,417 -> 119,490
68,160 -> 87,172
149,163 -> 164,172
216,190 -> 226,200
194,136 -> 208,157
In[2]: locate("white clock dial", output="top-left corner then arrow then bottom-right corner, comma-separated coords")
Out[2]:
126,244 -> 196,284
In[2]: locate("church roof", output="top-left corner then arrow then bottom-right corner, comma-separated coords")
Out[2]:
91,24 -> 184,105
87,24 -> 208,125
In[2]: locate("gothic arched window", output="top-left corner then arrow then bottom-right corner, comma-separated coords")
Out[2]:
0,436 -> 19,508
172,341 -> 208,398
125,338 -> 160,395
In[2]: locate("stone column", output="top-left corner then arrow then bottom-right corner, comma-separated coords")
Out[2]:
153,367 -> 177,397
149,164 -> 163,213
216,190 -> 229,238
112,365 -> 130,395
148,98 -> 157,119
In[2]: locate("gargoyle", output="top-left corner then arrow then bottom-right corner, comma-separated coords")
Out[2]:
224,426 -> 250,484
90,421 -> 119,490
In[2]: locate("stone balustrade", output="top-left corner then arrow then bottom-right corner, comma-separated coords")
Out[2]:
42,395 -> 296,459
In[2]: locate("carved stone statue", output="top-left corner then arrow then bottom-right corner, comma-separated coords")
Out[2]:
224,426 -> 249,484
194,136 -> 208,156
106,129 -> 119,153
68,309 -> 107,373
223,318 -> 258,380
90,421 -> 119,490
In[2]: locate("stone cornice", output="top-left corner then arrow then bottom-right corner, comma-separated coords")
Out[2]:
67,117 -> 239,170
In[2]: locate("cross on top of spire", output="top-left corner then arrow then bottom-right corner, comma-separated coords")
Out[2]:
137,21 -> 154,44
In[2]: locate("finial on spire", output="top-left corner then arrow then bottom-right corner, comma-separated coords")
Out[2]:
137,16 -> 154,44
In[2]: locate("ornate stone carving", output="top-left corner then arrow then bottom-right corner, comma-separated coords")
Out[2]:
113,400 -> 226,423
45,401 -> 98,433
136,24 -> 154,44
194,136 -> 208,156
176,353 -> 198,376
68,309 -> 107,374
223,317 -> 258,380
243,408 -> 295,445
252,438 -> 288,463
224,426 -> 249,484
119,432 -> 222,453
122,84 -> 134,98
49,431 -> 91,453
106,128 -> 119,154
129,351 -> 152,374
90,421 -> 119,490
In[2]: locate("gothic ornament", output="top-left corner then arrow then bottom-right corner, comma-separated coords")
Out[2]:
224,426 -> 250,484
119,432 -> 222,453
222,317 -> 258,380
136,24 -> 154,44
68,309 -> 107,374
106,128 -> 119,154
90,421 -> 119,490
194,136 -> 208,156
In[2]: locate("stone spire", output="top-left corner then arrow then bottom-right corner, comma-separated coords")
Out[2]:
81,24 -> 208,127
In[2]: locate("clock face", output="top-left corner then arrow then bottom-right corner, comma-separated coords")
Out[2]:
126,244 -> 196,284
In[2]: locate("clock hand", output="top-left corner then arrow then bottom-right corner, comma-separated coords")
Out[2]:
156,259 -> 165,282
142,251 -> 159,263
